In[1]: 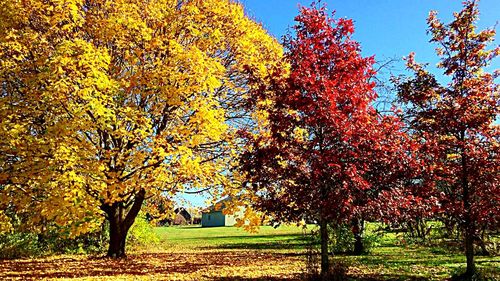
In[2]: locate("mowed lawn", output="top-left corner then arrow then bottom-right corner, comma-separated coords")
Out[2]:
0,225 -> 499,280
153,225 -> 309,252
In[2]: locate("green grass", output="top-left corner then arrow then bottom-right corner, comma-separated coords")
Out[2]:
153,225 -> 309,252
333,228 -> 500,280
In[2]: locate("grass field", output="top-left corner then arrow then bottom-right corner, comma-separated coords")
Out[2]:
153,225 -> 309,252
0,225 -> 499,280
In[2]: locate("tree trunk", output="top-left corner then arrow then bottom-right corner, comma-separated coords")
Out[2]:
101,189 -> 146,258
352,218 -> 364,255
465,226 -> 475,276
461,143 -> 475,276
416,218 -> 422,239
319,216 -> 329,278
107,216 -> 127,258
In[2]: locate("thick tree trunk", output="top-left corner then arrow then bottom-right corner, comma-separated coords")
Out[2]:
319,216 -> 329,278
108,216 -> 127,258
101,189 -> 146,258
352,218 -> 364,255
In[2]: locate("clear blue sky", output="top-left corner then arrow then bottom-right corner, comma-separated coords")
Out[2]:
240,0 -> 499,73
180,0 -> 499,208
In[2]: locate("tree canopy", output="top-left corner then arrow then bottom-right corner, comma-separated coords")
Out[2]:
241,4 -> 418,277
0,0 -> 282,257
395,0 -> 499,275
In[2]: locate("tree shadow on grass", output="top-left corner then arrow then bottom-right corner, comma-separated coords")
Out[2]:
212,273 -> 429,281
350,251 -> 500,271
351,275 -> 429,281
187,234 -> 308,240
200,234 -> 313,251
206,241 -> 310,251
213,276 -> 302,281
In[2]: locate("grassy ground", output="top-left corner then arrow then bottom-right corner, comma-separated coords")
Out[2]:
337,230 -> 499,280
153,225 -> 309,252
0,224 -> 498,280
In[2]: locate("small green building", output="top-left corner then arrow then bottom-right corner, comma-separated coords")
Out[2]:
201,197 -> 237,227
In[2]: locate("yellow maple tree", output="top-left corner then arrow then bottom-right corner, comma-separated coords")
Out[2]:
0,0 -> 281,257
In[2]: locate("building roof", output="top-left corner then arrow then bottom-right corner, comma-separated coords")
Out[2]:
174,207 -> 192,221
202,196 -> 234,213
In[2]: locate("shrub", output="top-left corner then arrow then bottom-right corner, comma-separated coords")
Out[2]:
40,227 -> 106,255
328,223 -> 381,254
329,224 -> 354,254
127,215 -> 159,249
0,225 -> 107,259
0,232 -> 42,259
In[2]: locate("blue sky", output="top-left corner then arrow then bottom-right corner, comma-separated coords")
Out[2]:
240,0 -> 499,73
181,0 -> 499,208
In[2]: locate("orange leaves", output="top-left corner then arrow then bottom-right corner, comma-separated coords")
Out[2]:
0,250 -> 304,280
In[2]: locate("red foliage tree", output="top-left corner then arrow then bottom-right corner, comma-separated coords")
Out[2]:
396,1 -> 499,276
242,4 -> 416,276
356,114 -> 431,245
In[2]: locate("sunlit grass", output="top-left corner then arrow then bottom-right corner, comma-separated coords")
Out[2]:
153,225 -> 309,252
